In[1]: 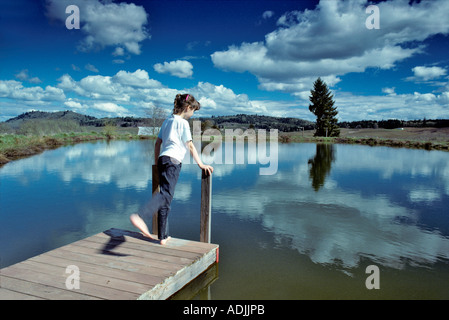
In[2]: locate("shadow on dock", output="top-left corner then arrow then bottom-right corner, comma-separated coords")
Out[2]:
100,228 -> 158,256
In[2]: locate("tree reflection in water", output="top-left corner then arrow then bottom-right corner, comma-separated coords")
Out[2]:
308,143 -> 335,191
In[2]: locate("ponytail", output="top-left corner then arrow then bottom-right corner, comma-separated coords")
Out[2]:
173,93 -> 200,114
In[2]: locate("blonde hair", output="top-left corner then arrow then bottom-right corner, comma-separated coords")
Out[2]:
173,93 -> 200,114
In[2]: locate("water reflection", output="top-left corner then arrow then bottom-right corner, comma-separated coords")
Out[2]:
212,143 -> 449,273
0,140 -> 154,190
1,140 -> 449,297
0,140 -> 156,267
308,144 -> 335,191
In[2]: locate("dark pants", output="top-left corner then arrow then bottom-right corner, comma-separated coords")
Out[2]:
140,156 -> 182,240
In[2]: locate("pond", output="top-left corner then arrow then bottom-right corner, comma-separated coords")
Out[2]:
1,140 -> 448,299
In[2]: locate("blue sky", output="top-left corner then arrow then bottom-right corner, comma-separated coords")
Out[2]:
1,0 -> 448,122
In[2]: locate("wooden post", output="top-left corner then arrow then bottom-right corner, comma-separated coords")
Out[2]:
152,164 -> 160,235
200,170 -> 212,243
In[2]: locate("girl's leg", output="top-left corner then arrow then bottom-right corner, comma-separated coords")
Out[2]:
130,189 -> 166,239
157,156 -> 182,243
129,213 -> 153,239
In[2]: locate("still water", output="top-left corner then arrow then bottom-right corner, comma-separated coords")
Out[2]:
1,140 -> 449,299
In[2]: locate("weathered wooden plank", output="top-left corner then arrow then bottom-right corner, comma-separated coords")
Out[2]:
73,239 -> 195,267
0,275 -> 98,300
1,263 -> 138,300
45,247 -> 171,281
86,234 -> 202,260
100,228 -> 216,254
0,286 -> 45,300
29,253 -> 161,286
53,241 -> 180,273
138,245 -> 218,300
20,260 -> 151,296
169,263 -> 219,300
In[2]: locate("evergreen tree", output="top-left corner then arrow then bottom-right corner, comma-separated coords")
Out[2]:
309,78 -> 340,137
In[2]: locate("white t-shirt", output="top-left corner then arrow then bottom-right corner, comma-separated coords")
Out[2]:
158,114 -> 192,163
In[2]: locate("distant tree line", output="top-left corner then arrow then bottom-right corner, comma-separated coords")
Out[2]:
3,110 -> 449,136
338,119 -> 449,129
199,114 -> 315,132
82,116 -> 148,127
306,77 -> 449,134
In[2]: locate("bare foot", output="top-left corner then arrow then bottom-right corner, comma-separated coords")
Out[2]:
160,236 -> 171,245
130,214 -> 153,239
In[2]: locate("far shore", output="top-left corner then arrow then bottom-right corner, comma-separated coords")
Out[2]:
279,127 -> 449,151
1,127 -> 448,167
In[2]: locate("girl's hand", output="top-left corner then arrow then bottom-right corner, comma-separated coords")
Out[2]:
200,164 -> 214,176
186,141 -> 214,176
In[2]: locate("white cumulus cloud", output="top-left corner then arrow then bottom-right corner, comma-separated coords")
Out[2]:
113,69 -> 162,88
45,0 -> 150,55
211,0 -> 449,99
153,60 -> 194,78
0,80 -> 65,102
411,66 -> 447,81
92,102 -> 129,115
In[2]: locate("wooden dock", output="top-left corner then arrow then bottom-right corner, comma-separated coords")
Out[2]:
0,228 -> 219,300
1,165 -> 216,300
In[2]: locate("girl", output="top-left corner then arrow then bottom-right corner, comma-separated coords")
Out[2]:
130,94 -> 213,245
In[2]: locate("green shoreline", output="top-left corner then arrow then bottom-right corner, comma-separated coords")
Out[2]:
279,134 -> 449,151
0,132 -> 152,166
1,130 -> 448,167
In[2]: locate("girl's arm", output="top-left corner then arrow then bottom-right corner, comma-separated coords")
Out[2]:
187,141 -> 214,175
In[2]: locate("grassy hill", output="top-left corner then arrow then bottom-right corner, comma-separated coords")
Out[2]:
6,110 -> 96,124
4,110 -> 144,128
1,110 -> 147,135
2,110 -> 448,136
1,110 -> 315,134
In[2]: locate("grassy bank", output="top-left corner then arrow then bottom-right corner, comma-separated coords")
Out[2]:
1,126 -> 448,167
279,127 -> 449,151
0,130 -> 153,166
281,135 -> 449,151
